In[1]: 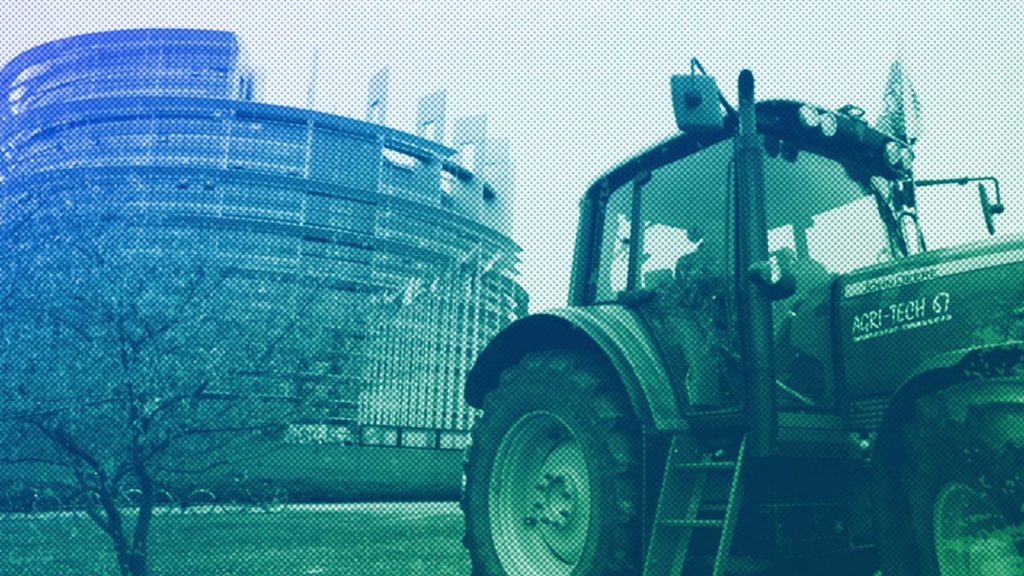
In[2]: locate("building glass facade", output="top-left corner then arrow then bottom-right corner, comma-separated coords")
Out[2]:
0,29 -> 525,443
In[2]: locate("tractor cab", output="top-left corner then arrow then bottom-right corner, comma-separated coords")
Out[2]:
572,94 -> 915,418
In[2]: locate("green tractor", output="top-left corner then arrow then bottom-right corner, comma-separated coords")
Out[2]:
460,64 -> 1024,575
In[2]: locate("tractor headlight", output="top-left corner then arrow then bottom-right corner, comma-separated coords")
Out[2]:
885,141 -> 902,165
798,105 -> 820,127
900,146 -> 914,168
819,113 -> 837,137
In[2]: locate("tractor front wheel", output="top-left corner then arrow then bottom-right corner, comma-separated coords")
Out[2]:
882,384 -> 1024,576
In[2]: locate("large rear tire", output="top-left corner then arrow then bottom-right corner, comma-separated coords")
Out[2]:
462,350 -> 642,576
884,384 -> 1024,576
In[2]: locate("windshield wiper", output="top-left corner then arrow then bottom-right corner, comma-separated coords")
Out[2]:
868,178 -> 910,258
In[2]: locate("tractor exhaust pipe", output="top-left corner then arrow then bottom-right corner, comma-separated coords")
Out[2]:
734,70 -> 778,455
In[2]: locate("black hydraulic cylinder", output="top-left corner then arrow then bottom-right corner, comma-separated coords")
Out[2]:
733,70 -> 777,454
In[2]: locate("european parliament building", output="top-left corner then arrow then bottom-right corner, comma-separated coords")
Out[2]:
0,29 -> 526,448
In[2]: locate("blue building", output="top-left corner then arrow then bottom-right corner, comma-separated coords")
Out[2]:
0,29 -> 525,447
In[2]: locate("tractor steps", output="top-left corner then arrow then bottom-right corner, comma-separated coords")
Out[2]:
643,433 -> 747,576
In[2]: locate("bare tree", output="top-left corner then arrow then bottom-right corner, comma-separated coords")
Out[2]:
0,196 -> 330,576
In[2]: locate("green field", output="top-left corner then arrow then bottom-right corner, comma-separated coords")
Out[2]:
0,502 -> 469,576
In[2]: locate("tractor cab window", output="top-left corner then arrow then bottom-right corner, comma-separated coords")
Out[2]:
596,140 -> 733,302
763,149 -> 893,409
594,134 -> 896,411
597,139 -> 737,409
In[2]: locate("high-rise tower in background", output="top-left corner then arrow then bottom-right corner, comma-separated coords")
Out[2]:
0,29 -> 526,448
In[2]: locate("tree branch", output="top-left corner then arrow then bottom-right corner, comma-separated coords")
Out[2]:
0,455 -> 73,470
0,396 -> 121,423
30,420 -> 103,473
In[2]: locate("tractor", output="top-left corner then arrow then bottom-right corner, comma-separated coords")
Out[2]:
459,63 -> 1024,576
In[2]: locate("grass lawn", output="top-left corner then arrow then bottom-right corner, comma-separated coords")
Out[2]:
0,502 -> 470,576
2,444 -> 465,505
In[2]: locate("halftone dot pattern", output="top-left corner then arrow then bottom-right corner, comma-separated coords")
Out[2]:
0,28 -> 510,576
2,2 -> 1024,575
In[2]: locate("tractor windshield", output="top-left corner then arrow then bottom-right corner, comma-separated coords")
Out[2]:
594,137 -> 895,302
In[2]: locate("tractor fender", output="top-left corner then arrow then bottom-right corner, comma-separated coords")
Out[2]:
466,306 -> 683,430
874,341 -> 1024,455
873,342 -> 1024,468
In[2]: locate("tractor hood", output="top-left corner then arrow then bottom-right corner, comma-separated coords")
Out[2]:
839,231 -> 1024,405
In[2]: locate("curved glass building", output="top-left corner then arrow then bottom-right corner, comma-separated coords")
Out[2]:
0,29 -> 525,446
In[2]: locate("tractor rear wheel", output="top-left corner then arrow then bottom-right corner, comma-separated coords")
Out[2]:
461,349 -> 642,576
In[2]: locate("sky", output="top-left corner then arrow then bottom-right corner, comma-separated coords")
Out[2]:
2,0 -> 1024,311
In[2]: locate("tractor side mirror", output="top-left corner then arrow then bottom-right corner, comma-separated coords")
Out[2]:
671,74 -> 724,132
978,182 -> 1004,235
